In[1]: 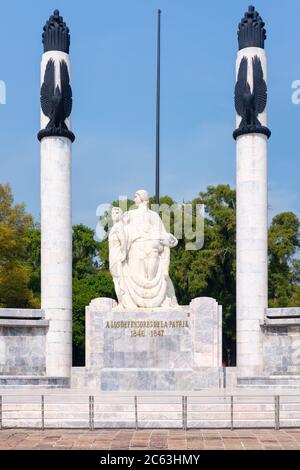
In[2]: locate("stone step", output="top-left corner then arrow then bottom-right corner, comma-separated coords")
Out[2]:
0,376 -> 69,388
237,376 -> 300,389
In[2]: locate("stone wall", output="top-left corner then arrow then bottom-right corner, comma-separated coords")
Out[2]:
262,307 -> 300,375
190,297 -> 222,368
0,309 -> 48,376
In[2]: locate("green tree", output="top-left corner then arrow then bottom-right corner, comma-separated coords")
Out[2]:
73,224 -> 101,278
172,185 -> 237,363
18,220 -> 114,365
268,212 -> 300,307
0,184 -> 39,308
26,224 -> 41,301
73,271 -> 115,365
72,224 -> 115,365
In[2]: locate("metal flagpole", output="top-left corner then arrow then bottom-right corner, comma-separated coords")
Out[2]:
155,9 -> 161,205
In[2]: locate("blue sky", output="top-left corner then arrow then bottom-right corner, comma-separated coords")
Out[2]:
0,0 -> 299,233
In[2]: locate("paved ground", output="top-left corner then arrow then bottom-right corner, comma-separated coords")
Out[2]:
0,429 -> 300,450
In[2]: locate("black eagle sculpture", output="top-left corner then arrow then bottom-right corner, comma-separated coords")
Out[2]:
233,55 -> 270,140
38,58 -> 75,142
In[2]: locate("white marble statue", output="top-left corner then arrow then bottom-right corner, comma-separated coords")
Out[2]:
108,190 -> 178,309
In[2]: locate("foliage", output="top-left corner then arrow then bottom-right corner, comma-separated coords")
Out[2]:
25,224 -> 41,301
71,224 -> 115,364
73,224 -> 100,278
73,271 -> 115,364
170,185 -> 237,362
268,212 -> 300,307
0,184 -> 39,308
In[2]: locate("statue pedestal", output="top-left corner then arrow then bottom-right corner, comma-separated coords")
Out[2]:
82,297 -> 223,391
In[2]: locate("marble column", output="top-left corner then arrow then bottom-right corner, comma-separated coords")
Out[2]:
234,6 -> 271,376
38,10 -> 75,378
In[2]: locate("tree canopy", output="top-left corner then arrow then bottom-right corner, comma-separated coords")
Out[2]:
0,184 -> 39,308
268,212 -> 300,307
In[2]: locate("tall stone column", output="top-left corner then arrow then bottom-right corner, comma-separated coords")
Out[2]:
38,10 -> 75,378
233,6 -> 271,376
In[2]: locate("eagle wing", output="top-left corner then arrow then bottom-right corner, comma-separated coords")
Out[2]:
234,56 -> 248,117
60,60 -> 72,120
40,59 -> 55,118
252,55 -> 267,115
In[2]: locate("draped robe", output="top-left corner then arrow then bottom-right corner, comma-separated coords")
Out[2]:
109,206 -> 177,308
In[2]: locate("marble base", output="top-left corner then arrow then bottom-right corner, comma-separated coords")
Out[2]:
72,366 -> 224,391
81,296 -> 223,391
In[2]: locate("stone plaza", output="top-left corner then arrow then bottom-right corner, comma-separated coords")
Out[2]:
1,428 -> 300,451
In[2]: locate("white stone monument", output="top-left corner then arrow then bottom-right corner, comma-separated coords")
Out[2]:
3,4 -> 299,396
109,190 -> 178,309
81,296 -> 223,391
76,191 -> 223,391
234,6 -> 271,376
38,10 -> 75,379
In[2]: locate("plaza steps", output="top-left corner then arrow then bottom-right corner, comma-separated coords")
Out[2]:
0,376 -> 69,388
237,375 -> 300,389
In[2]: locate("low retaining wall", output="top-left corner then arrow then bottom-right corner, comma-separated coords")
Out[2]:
0,309 -> 48,376
262,308 -> 300,375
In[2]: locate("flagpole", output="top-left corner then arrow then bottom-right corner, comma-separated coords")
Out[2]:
155,9 -> 161,205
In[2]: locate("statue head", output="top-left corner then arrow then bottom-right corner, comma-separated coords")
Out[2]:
111,206 -> 123,224
134,189 -> 149,207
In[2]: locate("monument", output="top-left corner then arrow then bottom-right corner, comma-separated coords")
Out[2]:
233,6 -> 300,387
75,4 -> 300,391
234,5 -> 270,376
0,10 -> 74,387
38,10 -> 75,379
0,6 -> 300,394
80,190 -> 223,391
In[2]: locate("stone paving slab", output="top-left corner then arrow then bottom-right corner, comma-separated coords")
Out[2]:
0,429 -> 300,450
